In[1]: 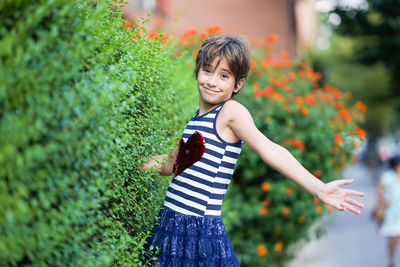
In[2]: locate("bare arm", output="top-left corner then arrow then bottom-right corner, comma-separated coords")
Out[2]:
377,180 -> 383,199
225,101 -> 364,214
138,145 -> 179,176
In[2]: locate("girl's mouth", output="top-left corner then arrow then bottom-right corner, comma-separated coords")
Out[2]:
204,87 -> 218,93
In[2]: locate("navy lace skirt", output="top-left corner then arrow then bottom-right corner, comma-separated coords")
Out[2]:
143,206 -> 240,266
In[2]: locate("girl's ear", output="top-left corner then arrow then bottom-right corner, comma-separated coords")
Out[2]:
234,78 -> 246,94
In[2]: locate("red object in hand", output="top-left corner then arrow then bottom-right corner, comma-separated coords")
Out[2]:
173,131 -> 206,177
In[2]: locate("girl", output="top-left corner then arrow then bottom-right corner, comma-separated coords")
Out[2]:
377,155 -> 400,267
140,34 -> 364,266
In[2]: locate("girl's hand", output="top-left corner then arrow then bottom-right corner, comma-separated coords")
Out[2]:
318,179 -> 365,215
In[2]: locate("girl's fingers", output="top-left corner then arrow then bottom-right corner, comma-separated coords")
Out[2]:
345,197 -> 364,209
336,179 -> 354,186
345,189 -> 365,197
343,203 -> 361,215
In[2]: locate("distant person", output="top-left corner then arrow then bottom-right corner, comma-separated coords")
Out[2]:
377,155 -> 400,267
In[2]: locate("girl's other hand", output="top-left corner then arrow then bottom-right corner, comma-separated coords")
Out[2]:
318,179 -> 365,215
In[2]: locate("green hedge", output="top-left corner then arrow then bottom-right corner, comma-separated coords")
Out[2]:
0,1 -> 197,266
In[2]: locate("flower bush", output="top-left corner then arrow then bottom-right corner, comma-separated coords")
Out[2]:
174,29 -> 366,266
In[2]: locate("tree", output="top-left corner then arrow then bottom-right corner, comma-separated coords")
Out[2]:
332,0 -> 400,127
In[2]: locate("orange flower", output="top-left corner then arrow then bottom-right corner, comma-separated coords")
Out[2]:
257,245 -> 268,256
261,182 -> 271,191
339,109 -> 352,123
263,199 -> 271,206
272,92 -> 283,101
182,28 -> 197,38
324,94 -> 332,103
355,126 -> 366,139
313,169 -> 321,178
305,95 -> 316,105
283,60 -> 291,67
334,133 -> 342,146
266,34 -> 278,43
296,96 -> 304,109
260,207 -> 268,215
193,50 -> 199,57
323,83 -> 334,91
332,101 -> 345,109
252,81 -> 260,88
307,68 -> 316,81
289,138 -> 305,151
316,205 -> 323,214
313,198 -> 320,205
298,69 -> 305,77
288,72 -> 296,81
355,101 -> 367,112
207,25 -> 222,35
280,50 -> 289,59
325,204 -> 334,211
332,90 -> 342,100
254,89 -> 263,98
301,107 -> 309,115
262,86 -> 274,97
122,20 -> 133,28
274,241 -> 283,252
200,32 -> 208,39
285,187 -> 293,195
206,25 -> 214,34
160,34 -> 169,43
148,31 -> 160,40
297,216 -> 305,223
251,59 -> 256,68
282,207 -> 290,216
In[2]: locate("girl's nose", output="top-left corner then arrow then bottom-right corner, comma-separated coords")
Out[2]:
207,73 -> 217,87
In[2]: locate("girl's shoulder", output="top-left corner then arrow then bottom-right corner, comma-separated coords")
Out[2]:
219,100 -> 250,119
219,100 -> 251,125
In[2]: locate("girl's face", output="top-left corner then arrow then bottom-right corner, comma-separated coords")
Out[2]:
197,57 -> 244,108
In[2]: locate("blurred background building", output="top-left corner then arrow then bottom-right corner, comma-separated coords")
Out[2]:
121,0 -> 318,56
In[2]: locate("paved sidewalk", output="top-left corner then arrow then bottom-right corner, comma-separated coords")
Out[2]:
289,163 -> 391,267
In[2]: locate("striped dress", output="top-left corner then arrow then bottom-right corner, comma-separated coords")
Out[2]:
144,101 -> 242,266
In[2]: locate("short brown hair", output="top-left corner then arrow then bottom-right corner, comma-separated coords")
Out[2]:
194,34 -> 252,96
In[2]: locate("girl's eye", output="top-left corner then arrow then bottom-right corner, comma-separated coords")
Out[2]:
203,68 -> 211,73
221,74 -> 229,79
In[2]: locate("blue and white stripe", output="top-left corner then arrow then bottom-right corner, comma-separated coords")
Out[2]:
163,102 -> 242,217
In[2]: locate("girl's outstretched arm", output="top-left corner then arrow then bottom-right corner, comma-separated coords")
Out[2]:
138,145 -> 179,176
225,101 -> 364,214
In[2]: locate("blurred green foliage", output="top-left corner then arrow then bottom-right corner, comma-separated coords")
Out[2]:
314,34 -> 393,140
331,0 -> 400,136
